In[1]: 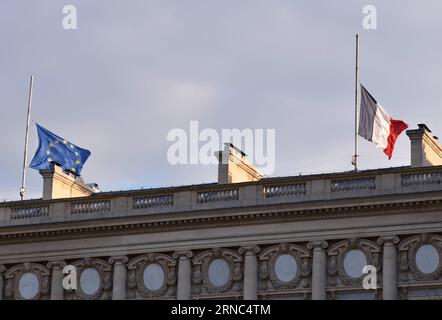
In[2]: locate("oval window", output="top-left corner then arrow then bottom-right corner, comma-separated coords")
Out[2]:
343,249 -> 367,278
80,268 -> 101,296
416,244 -> 440,274
19,272 -> 40,300
208,259 -> 230,287
143,263 -> 165,291
274,254 -> 298,282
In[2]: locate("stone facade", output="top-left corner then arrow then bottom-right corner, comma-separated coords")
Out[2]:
1,164 -> 442,300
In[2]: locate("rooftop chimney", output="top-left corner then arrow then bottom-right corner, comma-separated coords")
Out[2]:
406,124 -> 442,167
216,143 -> 263,184
40,165 -> 96,200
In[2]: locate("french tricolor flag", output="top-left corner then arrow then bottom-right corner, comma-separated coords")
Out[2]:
358,84 -> 408,159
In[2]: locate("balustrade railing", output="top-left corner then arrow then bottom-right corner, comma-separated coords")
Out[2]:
331,177 -> 376,193
71,200 -> 111,214
10,205 -> 49,220
133,194 -> 174,209
263,183 -> 306,199
197,189 -> 239,204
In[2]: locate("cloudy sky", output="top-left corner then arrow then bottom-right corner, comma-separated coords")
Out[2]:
1,1 -> 441,201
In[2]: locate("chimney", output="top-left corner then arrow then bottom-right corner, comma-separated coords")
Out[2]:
406,124 -> 442,167
215,143 -> 263,184
40,165 -> 96,200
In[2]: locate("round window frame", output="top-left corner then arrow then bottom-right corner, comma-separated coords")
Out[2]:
77,267 -> 103,300
142,262 -> 167,292
136,261 -> 168,297
15,271 -> 41,300
269,252 -> 300,289
411,243 -> 442,281
203,257 -> 233,293
338,247 -> 371,285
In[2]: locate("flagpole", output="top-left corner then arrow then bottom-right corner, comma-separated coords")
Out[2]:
353,34 -> 360,171
20,76 -> 34,200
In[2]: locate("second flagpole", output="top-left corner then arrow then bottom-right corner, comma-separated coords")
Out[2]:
353,34 -> 360,171
20,75 -> 34,200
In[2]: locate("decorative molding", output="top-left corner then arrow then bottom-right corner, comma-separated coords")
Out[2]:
258,243 -> 311,291
47,260 -> 66,270
108,256 -> 128,265
127,253 -> 176,299
192,248 -> 243,295
172,250 -> 194,260
4,262 -> 50,300
327,238 -> 381,287
238,246 -> 261,255
2,199 -> 442,243
398,234 -> 442,282
307,241 -> 328,250
68,258 -> 112,300
377,236 -> 400,246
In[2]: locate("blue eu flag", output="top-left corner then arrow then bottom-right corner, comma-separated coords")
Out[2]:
29,124 -> 91,175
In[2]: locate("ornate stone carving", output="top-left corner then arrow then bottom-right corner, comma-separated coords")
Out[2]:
4,262 -> 51,300
68,258 -> 112,300
127,253 -> 177,299
238,246 -> 260,256
108,256 -> 128,265
258,243 -> 311,291
327,238 -> 381,287
192,248 -> 243,295
398,234 -> 442,282
172,250 -> 194,260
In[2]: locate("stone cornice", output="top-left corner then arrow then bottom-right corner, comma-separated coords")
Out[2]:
1,198 -> 442,244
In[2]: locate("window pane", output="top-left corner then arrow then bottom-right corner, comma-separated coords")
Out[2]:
143,263 -> 165,291
416,244 -> 440,274
343,250 -> 367,278
80,268 -> 101,296
208,259 -> 230,287
19,272 -> 39,300
274,254 -> 298,282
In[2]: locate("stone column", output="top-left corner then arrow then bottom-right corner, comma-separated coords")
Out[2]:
173,251 -> 193,300
378,236 -> 399,300
47,261 -> 66,300
109,256 -> 128,300
308,241 -> 328,300
0,265 -> 5,300
239,246 -> 260,300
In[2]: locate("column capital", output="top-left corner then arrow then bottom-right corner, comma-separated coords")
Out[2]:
47,260 -> 66,269
238,245 -> 260,255
307,240 -> 328,250
108,256 -> 129,265
173,250 -> 194,259
0,264 -> 5,273
377,236 -> 400,246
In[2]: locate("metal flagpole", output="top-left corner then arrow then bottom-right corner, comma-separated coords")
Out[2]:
352,34 -> 360,171
20,76 -> 34,200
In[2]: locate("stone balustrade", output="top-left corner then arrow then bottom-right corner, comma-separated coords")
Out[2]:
197,188 -> 239,203
71,200 -> 111,214
1,166 -> 442,226
133,194 -> 174,209
10,205 -> 49,220
263,183 -> 306,198
331,177 -> 376,193
401,171 -> 442,187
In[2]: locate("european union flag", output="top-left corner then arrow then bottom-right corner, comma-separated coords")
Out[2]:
29,124 -> 91,175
